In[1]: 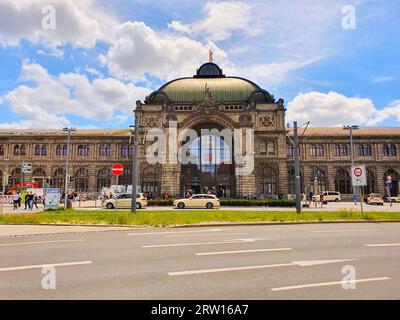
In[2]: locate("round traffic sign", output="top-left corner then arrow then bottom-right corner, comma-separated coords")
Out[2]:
353,167 -> 363,177
111,163 -> 124,176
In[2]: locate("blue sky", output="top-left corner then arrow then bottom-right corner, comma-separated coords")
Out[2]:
0,0 -> 399,129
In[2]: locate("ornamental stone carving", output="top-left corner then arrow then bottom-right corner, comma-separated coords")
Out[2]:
259,115 -> 275,128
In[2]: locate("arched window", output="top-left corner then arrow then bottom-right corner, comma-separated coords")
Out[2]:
99,145 -> 107,156
141,166 -> 161,197
382,144 -> 390,156
335,169 -> 351,194
334,145 -> 340,156
84,145 -> 90,156
14,145 -> 20,156
11,168 -> 22,186
63,145 -> 68,156
52,168 -> 65,190
20,145 -> 26,156
78,145 -> 89,156
35,145 -> 42,156
56,145 -> 62,156
96,168 -> 111,191
288,168 -> 304,194
310,145 -> 316,156
358,145 -> 364,156
365,145 -> 372,156
42,145 -> 47,156
365,169 -> 376,194
316,145 -> 324,156
267,141 -> 275,155
32,168 -> 46,188
287,145 -> 293,157
75,168 -> 89,192
389,144 -> 397,156
260,167 -> 277,195
340,145 -> 347,156
310,168 -> 327,194
121,145 -> 129,157
106,145 -> 112,156
0,145 -> 5,156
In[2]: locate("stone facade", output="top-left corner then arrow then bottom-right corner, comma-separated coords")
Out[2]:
1,63 -> 399,199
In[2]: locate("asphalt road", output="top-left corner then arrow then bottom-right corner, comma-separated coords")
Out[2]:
0,222 -> 399,299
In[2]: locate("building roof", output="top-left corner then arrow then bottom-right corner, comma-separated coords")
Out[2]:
287,127 -> 400,138
0,129 -> 131,137
145,62 -> 275,104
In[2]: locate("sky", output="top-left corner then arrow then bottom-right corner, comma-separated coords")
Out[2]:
0,0 -> 399,129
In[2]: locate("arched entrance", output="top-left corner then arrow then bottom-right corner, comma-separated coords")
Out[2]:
180,124 -> 235,198
32,168 -> 45,188
384,169 -> 399,196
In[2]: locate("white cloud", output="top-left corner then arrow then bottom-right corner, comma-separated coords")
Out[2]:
286,91 -> 381,127
0,0 -> 117,48
372,76 -> 395,83
36,47 -> 64,58
168,1 -> 259,41
368,100 -> 400,125
100,21 -> 229,81
1,61 -> 151,129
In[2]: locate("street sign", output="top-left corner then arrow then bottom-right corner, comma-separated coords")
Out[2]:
111,163 -> 124,176
351,165 -> 367,186
22,162 -> 32,174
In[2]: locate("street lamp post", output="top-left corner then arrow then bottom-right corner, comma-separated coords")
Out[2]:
343,125 -> 359,204
63,127 -> 76,210
129,124 -> 138,213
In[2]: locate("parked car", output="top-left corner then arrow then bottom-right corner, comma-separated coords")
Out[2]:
173,194 -> 220,209
103,193 -> 147,209
312,191 -> 341,202
384,195 -> 400,203
366,193 -> 384,205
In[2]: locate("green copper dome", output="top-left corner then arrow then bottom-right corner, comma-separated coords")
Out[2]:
145,63 -> 274,104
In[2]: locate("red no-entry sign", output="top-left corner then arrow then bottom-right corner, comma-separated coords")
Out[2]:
111,163 -> 124,176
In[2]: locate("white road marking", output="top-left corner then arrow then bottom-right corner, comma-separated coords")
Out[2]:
127,228 -> 223,236
142,238 -> 271,248
365,243 -> 400,247
168,259 -> 353,276
311,229 -> 374,233
0,239 -> 86,247
0,261 -> 92,272
271,277 -> 391,291
195,248 -> 292,256
165,233 -> 247,238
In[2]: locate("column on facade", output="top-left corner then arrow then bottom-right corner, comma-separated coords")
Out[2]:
161,164 -> 181,197
277,161 -> 288,197
327,165 -> 336,191
376,166 -> 386,195
87,166 -> 97,193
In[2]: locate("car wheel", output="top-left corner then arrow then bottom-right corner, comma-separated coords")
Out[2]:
335,198 -> 339,202
206,202 -> 213,209
136,202 -> 142,209
106,203 -> 114,209
178,202 -> 185,209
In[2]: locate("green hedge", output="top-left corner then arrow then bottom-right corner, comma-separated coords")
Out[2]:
220,199 -> 296,207
147,199 -> 295,207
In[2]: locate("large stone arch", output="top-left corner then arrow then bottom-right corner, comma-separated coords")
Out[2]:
178,111 -> 239,131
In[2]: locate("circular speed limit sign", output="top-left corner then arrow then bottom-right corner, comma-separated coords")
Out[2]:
353,167 -> 363,177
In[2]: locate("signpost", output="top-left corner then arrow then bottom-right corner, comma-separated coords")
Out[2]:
111,164 -> 124,211
387,175 -> 392,207
351,165 -> 367,213
44,188 -> 61,210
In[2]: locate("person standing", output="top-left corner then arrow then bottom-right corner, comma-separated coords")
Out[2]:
33,194 -> 39,210
17,192 -> 21,208
13,192 -> 19,210
26,192 -> 34,210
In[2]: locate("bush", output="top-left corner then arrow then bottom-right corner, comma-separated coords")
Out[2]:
147,198 -> 296,207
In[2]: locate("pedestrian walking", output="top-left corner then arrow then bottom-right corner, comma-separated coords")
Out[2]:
26,192 -> 34,210
34,194 -> 39,210
17,192 -> 21,208
12,193 -> 19,210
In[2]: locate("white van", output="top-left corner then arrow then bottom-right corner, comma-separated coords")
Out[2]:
313,191 -> 341,202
